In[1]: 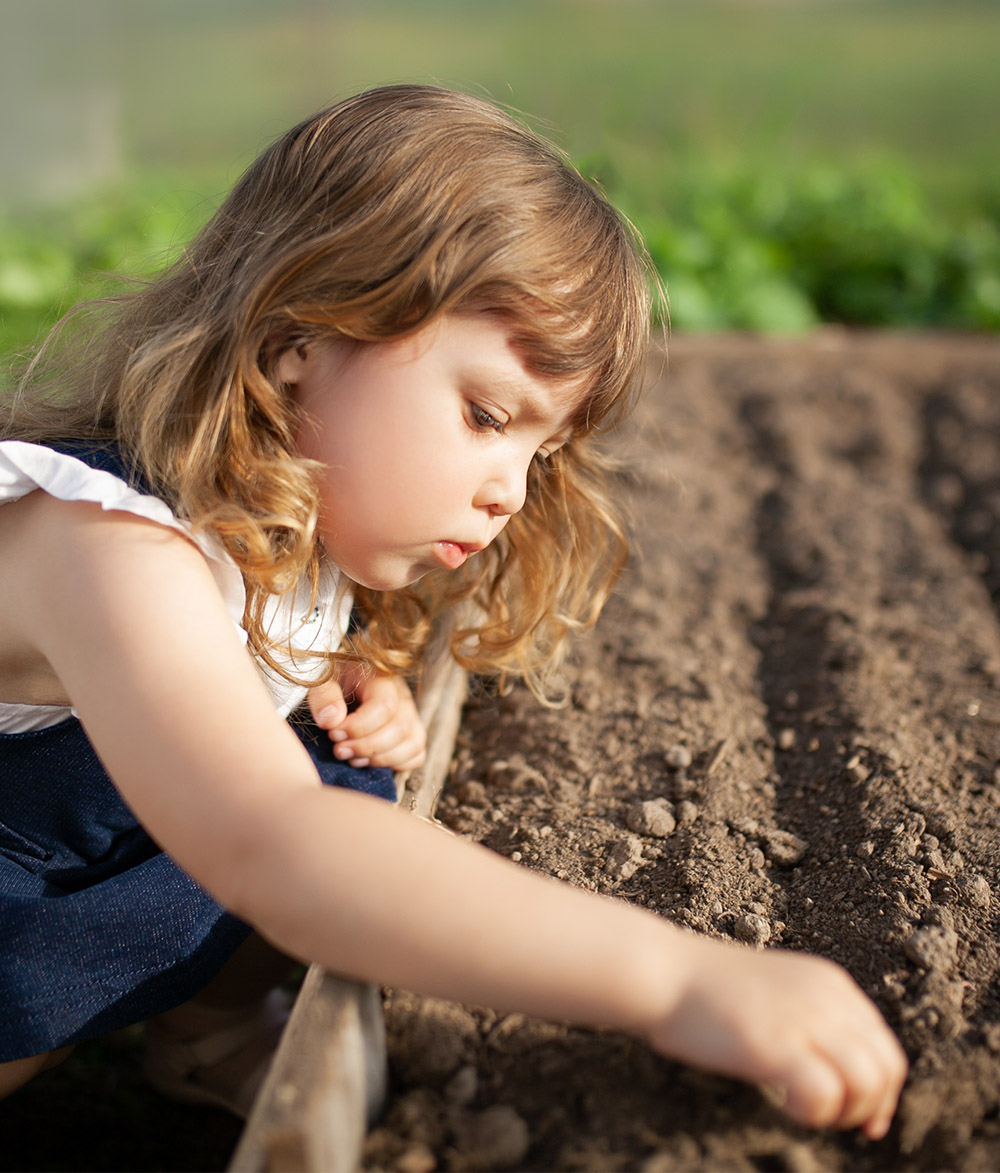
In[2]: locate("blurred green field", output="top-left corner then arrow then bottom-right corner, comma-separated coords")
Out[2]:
2,0 -> 998,353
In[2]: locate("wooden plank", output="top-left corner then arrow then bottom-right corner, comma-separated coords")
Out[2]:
228,971 -> 386,1173
400,643 -> 469,819
230,640 -> 469,1171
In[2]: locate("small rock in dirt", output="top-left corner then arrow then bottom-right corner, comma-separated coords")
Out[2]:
773,1140 -> 827,1173
776,728 -> 796,751
396,1142 -> 438,1173
931,472 -> 964,507
903,925 -> 959,972
451,1104 -> 530,1171
487,754 -> 548,793
923,847 -> 947,873
882,974 -> 906,1001
984,1023 -> 1000,1054
640,1134 -> 703,1173
734,913 -> 772,948
604,835 -> 645,881
391,1089 -> 450,1148
762,829 -> 808,866
665,744 -> 693,770
456,780 -> 489,808
924,904 -> 954,929
958,873 -> 992,908
856,839 -> 875,858
626,798 -> 677,838
676,799 -> 699,826
391,998 -> 478,1082
444,1065 -> 478,1108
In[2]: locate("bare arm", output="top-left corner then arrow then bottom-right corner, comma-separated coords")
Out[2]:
3,493 -> 906,1137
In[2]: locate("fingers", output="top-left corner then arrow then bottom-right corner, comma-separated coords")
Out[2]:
308,678 -> 348,728
817,1012 -> 907,1138
654,944 -> 908,1142
766,1034 -> 905,1138
812,974 -> 907,1137
331,717 -> 427,770
309,673 -> 427,770
755,970 -> 907,1138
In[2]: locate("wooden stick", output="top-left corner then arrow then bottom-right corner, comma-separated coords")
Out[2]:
230,638 -> 469,1171
400,647 -> 468,819
228,970 -> 386,1173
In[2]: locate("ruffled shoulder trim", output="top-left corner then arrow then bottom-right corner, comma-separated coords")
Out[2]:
0,439 -> 247,635
0,442 -> 351,719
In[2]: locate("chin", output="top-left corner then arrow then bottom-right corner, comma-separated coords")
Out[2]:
348,564 -> 428,592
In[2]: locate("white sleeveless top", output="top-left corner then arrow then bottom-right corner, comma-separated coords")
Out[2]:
0,441 -> 351,732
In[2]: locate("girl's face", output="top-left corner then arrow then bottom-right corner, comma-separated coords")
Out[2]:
279,313 -> 585,590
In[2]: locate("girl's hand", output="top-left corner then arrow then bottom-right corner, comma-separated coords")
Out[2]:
308,666 -> 426,771
646,937 -> 907,1140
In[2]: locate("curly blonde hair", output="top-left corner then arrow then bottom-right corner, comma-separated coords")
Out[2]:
4,85 -> 654,699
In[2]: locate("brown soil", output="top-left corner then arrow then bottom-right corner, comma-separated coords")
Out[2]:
364,331 -> 1000,1173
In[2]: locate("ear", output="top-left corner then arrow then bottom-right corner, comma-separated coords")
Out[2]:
276,342 -> 309,386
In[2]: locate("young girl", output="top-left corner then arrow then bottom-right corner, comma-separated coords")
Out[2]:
0,85 -> 905,1135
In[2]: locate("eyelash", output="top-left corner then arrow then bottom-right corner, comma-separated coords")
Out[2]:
470,403 -> 505,434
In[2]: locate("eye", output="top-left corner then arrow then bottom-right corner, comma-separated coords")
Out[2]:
470,403 -> 505,434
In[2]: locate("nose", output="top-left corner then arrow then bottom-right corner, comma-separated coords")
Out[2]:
475,457 -> 529,519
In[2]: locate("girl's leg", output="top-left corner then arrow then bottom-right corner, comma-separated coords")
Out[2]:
0,1045 -> 73,1100
144,931 -> 296,1116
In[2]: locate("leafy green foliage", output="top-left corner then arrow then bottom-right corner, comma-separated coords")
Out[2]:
0,181 -> 215,357
601,153 -> 1000,334
3,153 -> 998,356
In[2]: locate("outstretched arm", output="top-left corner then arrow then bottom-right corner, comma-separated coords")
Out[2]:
4,493 -> 907,1139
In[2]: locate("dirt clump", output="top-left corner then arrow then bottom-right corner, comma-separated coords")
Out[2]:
365,331 -> 1000,1173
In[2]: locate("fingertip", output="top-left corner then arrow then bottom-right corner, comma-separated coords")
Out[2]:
782,1061 -> 846,1132
315,704 -> 346,728
863,1110 -> 893,1141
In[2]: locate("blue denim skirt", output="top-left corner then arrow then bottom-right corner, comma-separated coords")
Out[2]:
0,713 -> 395,1061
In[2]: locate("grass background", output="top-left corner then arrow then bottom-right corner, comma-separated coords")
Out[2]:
1,0 -> 998,356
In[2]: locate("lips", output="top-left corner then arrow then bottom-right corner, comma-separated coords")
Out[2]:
433,541 -> 482,570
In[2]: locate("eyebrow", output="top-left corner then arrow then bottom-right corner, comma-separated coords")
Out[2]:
482,371 -> 582,436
